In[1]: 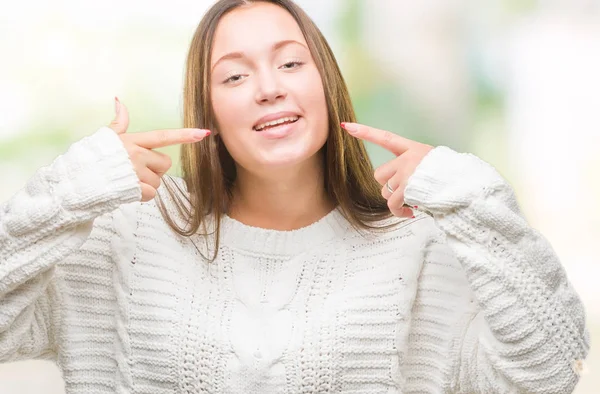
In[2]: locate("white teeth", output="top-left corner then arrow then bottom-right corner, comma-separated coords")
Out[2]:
254,116 -> 299,131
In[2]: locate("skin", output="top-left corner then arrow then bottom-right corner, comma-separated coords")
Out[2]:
341,122 -> 433,218
209,2 -> 334,230
109,98 -> 210,202
108,4 -> 434,223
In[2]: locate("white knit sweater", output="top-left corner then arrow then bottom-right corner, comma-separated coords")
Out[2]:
0,127 -> 590,393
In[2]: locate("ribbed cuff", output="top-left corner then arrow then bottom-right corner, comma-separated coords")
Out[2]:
51,127 -> 141,212
404,146 -> 505,216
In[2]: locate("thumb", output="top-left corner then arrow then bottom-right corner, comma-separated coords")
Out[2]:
108,97 -> 129,134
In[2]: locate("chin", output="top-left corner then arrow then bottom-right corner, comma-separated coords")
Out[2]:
257,152 -> 313,169
252,146 -> 323,171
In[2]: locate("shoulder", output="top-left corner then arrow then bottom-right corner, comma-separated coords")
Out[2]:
346,211 -> 441,248
339,211 -> 444,282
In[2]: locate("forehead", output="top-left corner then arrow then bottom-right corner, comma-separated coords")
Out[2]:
211,2 -> 307,60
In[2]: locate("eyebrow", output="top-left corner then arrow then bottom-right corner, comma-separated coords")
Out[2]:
211,39 -> 308,72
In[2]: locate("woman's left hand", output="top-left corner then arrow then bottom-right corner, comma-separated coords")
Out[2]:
341,122 -> 434,218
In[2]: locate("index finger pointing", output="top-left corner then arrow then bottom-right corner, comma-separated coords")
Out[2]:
341,122 -> 410,156
133,128 -> 211,149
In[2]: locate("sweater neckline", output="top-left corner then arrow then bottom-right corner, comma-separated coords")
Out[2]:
220,206 -> 350,255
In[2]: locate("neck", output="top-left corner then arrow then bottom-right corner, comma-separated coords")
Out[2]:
227,157 -> 336,231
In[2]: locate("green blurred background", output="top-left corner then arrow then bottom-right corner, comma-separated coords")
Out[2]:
1,0 -> 598,392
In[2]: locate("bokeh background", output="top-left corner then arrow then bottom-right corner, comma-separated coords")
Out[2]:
1,0 -> 598,392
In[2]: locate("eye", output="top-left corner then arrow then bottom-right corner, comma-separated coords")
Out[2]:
223,74 -> 245,84
280,61 -> 304,70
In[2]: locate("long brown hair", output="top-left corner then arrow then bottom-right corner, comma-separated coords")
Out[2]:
157,0 -> 395,261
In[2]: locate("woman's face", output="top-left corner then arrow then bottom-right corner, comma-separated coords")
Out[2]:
210,2 -> 328,175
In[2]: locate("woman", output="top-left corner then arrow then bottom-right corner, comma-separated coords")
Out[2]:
0,0 -> 589,393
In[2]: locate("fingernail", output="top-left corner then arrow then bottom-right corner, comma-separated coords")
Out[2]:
115,96 -> 120,115
413,206 -> 418,209
193,129 -> 211,139
341,122 -> 359,134
411,215 -> 415,219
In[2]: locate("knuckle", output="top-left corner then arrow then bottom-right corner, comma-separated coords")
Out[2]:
109,120 -> 120,130
141,177 -> 159,191
128,145 -> 144,161
163,155 -> 173,169
382,132 -> 394,145
138,168 -> 150,182
157,130 -> 170,145
146,174 -> 161,190
142,188 -> 157,202
374,169 -> 385,184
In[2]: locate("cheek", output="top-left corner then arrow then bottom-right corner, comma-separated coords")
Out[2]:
211,80 -> 259,131
211,89 -> 243,131
311,85 -> 329,143
210,88 -> 257,163
296,70 -> 328,126
302,70 -> 326,102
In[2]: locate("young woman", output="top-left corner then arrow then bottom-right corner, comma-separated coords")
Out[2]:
0,0 -> 589,393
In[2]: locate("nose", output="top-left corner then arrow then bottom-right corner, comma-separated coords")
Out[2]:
254,69 -> 287,104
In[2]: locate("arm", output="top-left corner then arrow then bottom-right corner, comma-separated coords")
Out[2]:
404,146 -> 590,394
0,127 -> 140,361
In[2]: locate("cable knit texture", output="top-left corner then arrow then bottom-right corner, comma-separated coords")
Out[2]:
0,127 -> 590,393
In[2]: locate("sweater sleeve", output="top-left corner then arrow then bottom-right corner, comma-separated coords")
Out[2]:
403,146 -> 590,394
0,126 -> 141,362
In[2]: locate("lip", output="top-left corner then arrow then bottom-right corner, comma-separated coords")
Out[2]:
256,117 -> 301,140
252,111 -> 301,130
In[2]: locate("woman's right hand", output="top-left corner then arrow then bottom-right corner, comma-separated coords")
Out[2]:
108,98 -> 211,202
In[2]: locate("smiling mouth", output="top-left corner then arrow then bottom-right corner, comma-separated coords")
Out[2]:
253,116 -> 300,131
